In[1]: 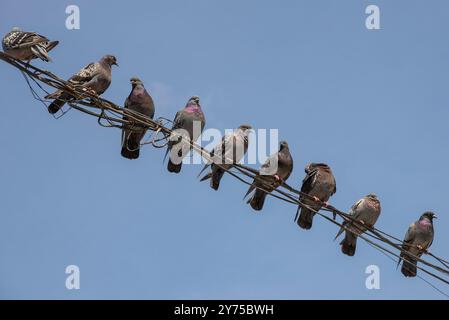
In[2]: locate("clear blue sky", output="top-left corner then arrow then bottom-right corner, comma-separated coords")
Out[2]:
1,0 -> 448,299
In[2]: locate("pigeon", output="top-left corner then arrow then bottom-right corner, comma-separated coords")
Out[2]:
2,27 -> 59,62
296,163 -> 336,230
335,193 -> 381,256
45,55 -> 118,114
121,77 -> 155,159
398,212 -> 436,277
244,141 -> 293,211
165,96 -> 206,173
199,124 -> 252,190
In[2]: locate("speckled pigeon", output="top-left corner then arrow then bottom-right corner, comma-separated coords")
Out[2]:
244,141 -> 293,211
121,77 -> 155,159
199,124 -> 252,190
296,163 -> 336,230
335,194 -> 381,256
165,96 -> 206,173
45,55 -> 118,114
2,27 -> 59,62
398,212 -> 436,277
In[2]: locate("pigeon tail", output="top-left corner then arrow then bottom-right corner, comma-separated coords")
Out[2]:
167,159 -> 182,173
47,99 -> 65,114
340,232 -> 357,256
121,145 -> 140,159
210,168 -> 225,191
297,207 -> 314,230
31,44 -> 51,62
31,40 -> 59,62
46,40 -> 59,52
401,258 -> 418,277
121,135 -> 140,159
249,189 -> 266,211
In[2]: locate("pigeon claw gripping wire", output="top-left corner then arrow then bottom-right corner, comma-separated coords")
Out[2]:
82,87 -> 98,97
273,174 -> 284,187
417,244 -> 428,253
1,51 -> 449,296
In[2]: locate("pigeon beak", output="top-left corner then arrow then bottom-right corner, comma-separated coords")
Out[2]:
433,215 -> 438,219
113,62 -> 119,67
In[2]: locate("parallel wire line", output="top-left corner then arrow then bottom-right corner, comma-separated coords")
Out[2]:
1,52 -> 446,273
370,241 -> 449,299
1,52 -> 448,296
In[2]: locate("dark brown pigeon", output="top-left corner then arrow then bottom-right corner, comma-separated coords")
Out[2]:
296,163 -> 336,230
199,124 -> 252,190
121,77 -> 155,159
165,96 -> 206,173
45,55 -> 118,114
398,212 -> 436,277
2,27 -> 59,62
335,193 -> 381,256
244,141 -> 293,211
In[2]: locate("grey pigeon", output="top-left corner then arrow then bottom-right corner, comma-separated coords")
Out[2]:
398,212 -> 436,277
166,96 -> 206,173
244,141 -> 293,211
199,124 -> 252,190
335,193 -> 381,256
296,163 -> 336,230
121,77 -> 155,159
2,27 -> 59,62
45,55 -> 118,114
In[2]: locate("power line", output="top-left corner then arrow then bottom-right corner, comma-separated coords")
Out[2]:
1,52 -> 448,298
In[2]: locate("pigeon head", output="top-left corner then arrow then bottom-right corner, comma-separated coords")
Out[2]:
279,141 -> 289,150
306,163 -> 328,172
366,193 -> 378,200
187,96 -> 200,106
420,211 -> 437,222
238,124 -> 252,132
188,96 -> 200,105
130,77 -> 143,87
102,55 -> 118,67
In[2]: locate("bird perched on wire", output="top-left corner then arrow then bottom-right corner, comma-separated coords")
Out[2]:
165,96 -> 206,173
45,54 -> 118,114
244,141 -> 293,211
199,124 -> 252,190
296,163 -> 336,230
398,212 -> 436,277
335,193 -> 381,256
2,27 -> 59,62
121,77 -> 155,159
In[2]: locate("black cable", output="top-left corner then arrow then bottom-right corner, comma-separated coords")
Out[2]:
1,52 -> 448,297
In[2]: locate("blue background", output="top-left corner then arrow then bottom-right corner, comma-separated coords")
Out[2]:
0,0 -> 448,299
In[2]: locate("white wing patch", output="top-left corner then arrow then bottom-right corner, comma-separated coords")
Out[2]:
68,63 -> 99,85
77,63 -> 97,78
2,31 -> 46,49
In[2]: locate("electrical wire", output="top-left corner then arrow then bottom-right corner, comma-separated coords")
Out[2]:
1,51 -> 448,298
